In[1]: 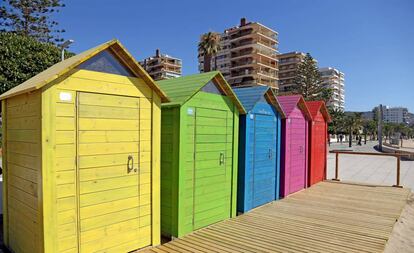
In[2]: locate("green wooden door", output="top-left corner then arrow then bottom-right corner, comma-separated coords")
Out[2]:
193,107 -> 231,230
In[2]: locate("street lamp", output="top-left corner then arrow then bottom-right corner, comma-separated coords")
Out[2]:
60,39 -> 74,61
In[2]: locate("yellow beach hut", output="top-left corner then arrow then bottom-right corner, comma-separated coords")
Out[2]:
0,39 -> 168,253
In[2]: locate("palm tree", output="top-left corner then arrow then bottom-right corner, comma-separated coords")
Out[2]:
328,107 -> 345,142
198,32 -> 221,72
363,120 -> 377,141
345,112 -> 363,147
383,123 -> 396,143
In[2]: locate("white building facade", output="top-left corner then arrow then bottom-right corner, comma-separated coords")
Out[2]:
319,67 -> 345,110
378,106 -> 410,124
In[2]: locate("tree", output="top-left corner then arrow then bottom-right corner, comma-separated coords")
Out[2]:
0,32 -> 74,94
198,32 -> 221,73
345,112 -> 363,147
328,107 -> 345,140
294,53 -> 332,102
0,0 -> 66,44
383,123 -> 395,142
363,120 -> 377,140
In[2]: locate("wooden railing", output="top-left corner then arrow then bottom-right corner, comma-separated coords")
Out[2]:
329,151 -> 402,188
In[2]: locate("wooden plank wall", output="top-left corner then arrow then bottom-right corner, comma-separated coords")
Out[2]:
5,91 -> 42,253
308,111 -> 327,186
40,69 -> 158,252
54,88 -> 78,253
174,91 -> 236,238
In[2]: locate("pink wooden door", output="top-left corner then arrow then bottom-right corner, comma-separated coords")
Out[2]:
289,117 -> 307,194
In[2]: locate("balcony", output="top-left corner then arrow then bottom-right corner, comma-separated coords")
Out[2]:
229,68 -> 276,79
230,59 -> 255,68
231,38 -> 255,48
229,28 -> 254,40
231,37 -> 277,51
231,49 -> 254,59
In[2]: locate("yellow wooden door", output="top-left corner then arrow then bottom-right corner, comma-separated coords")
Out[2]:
76,92 -> 150,252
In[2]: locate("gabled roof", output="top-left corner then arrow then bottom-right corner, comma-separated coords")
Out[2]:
0,39 -> 169,102
277,95 -> 312,120
157,71 -> 246,114
306,101 -> 332,122
233,86 -> 285,118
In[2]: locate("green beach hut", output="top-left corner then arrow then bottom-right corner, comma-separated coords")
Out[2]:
158,71 -> 245,238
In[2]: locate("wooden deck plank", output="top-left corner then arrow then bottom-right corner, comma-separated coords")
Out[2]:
140,181 -> 410,253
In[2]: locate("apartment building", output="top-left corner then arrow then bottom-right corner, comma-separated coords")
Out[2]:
198,18 -> 279,89
139,49 -> 182,81
319,67 -> 345,110
374,106 -> 410,124
277,51 -> 306,93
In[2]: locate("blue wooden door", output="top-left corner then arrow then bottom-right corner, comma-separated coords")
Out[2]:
252,113 -> 277,208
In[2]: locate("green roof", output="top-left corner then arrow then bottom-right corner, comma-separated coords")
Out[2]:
158,72 -> 218,104
157,71 -> 246,114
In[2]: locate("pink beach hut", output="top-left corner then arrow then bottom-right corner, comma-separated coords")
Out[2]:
277,95 -> 312,197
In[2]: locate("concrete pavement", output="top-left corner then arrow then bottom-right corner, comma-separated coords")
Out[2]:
327,141 -> 414,191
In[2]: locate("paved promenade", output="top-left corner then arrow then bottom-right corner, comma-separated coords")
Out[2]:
328,141 -> 414,191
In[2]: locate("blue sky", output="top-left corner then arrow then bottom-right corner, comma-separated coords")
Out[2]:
56,0 -> 414,112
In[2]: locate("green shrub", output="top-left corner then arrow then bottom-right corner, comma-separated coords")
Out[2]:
0,32 -> 74,94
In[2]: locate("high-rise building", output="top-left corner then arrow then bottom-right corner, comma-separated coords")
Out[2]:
277,51 -> 306,93
319,67 -> 345,110
140,49 -> 182,81
198,18 -> 279,89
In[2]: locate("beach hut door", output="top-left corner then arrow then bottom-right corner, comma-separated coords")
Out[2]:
76,92 -> 149,252
289,117 -> 307,194
252,114 -> 277,208
314,119 -> 327,182
192,107 -> 230,230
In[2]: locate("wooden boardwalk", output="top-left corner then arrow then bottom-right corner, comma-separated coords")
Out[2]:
142,181 -> 410,253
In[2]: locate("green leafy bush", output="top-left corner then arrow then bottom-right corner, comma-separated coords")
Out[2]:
0,32 -> 73,94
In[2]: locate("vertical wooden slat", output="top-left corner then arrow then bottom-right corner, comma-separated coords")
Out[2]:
151,90 -> 161,246
231,105 -> 239,218
2,100 -> 9,246
42,86 -> 59,252
37,92 -> 44,253
75,91 -> 81,252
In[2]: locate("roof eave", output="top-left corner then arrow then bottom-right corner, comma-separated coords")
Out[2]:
297,96 -> 313,121
0,40 -> 116,100
320,101 -> 332,123
110,42 -> 170,103
0,39 -> 170,103
263,89 -> 286,118
214,73 -> 246,114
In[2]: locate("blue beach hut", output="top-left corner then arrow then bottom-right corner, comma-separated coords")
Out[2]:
233,86 -> 285,213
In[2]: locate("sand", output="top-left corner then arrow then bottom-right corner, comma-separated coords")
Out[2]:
384,193 -> 414,253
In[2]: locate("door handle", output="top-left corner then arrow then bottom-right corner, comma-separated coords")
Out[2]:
219,152 -> 225,165
299,146 -> 303,153
127,155 -> 136,173
268,148 -> 272,159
